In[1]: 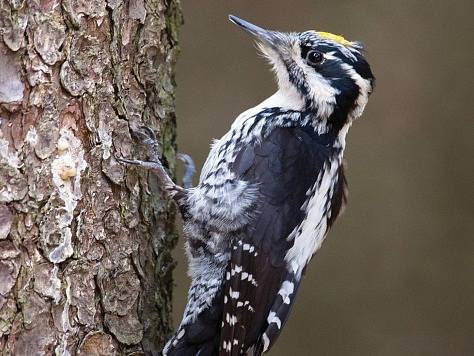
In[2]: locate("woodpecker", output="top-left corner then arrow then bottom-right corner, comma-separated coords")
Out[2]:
120,14 -> 374,356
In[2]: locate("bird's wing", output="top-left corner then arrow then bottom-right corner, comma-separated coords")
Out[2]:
219,125 -> 347,355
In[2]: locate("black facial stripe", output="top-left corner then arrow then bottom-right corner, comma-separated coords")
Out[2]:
283,58 -> 313,109
318,60 -> 346,78
350,56 -> 374,82
329,76 -> 360,130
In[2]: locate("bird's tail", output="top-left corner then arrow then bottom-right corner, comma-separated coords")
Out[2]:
162,289 -> 224,356
163,334 -> 218,356
162,322 -> 219,356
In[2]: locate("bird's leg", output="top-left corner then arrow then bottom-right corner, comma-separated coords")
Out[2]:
117,126 -> 185,201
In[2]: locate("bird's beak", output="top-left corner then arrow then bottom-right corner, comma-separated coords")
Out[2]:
229,15 -> 282,50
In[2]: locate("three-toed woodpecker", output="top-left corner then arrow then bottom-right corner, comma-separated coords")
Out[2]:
121,14 -> 374,356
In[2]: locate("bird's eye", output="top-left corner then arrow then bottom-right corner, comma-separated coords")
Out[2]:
306,50 -> 324,65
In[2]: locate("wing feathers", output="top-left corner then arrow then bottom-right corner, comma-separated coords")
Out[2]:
219,125 -> 344,354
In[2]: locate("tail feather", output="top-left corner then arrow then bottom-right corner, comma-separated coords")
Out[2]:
163,322 -> 220,356
164,337 -> 217,356
163,288 -> 224,356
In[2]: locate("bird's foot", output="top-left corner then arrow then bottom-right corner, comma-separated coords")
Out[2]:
116,156 -> 184,198
177,153 -> 196,189
117,126 -> 184,200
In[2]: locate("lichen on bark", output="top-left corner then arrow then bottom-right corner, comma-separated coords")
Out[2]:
0,0 -> 182,354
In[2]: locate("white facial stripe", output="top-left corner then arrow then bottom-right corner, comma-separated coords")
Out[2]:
323,51 -> 338,60
304,68 -> 339,118
318,39 -> 358,61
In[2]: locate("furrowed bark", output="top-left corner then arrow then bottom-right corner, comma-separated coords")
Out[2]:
0,0 -> 182,354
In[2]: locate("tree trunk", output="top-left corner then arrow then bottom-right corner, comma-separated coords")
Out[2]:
0,0 -> 182,354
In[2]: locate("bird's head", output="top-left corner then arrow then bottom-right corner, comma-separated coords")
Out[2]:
230,15 -> 375,129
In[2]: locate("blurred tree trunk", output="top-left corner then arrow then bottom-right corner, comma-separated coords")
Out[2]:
0,0 -> 182,354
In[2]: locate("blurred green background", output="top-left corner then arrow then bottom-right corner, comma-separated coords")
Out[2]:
172,1 -> 474,355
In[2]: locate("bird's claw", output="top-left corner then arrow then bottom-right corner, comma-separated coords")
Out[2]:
116,157 -> 139,165
116,156 -> 166,171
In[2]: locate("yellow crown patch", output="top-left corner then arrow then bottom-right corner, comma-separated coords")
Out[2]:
316,32 -> 353,47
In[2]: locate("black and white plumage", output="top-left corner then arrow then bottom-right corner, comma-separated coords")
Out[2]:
121,15 -> 374,356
